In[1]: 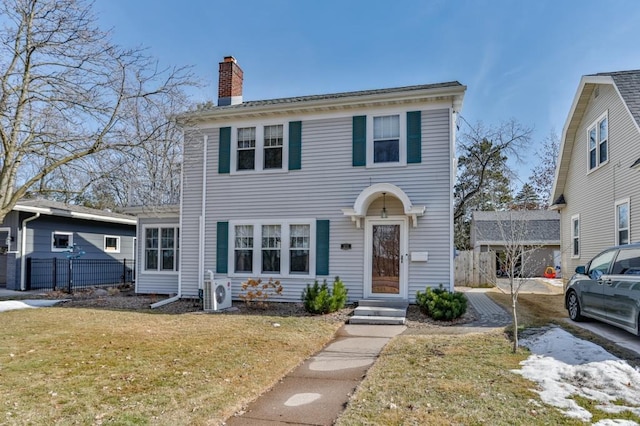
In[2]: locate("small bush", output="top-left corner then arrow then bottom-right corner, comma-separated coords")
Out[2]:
416,284 -> 467,320
239,278 -> 283,307
302,276 -> 348,314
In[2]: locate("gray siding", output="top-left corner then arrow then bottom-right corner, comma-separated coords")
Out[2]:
178,106 -> 454,302
561,83 -> 640,274
135,215 -> 180,295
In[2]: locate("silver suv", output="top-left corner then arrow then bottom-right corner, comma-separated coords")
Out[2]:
565,243 -> 640,336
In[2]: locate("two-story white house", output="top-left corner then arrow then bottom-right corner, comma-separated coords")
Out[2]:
135,57 -> 465,304
551,70 -> 640,275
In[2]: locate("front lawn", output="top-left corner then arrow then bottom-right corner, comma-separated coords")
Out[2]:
0,308 -> 341,425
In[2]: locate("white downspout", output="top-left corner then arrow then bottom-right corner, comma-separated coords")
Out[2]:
20,213 -> 40,291
199,134 -> 208,291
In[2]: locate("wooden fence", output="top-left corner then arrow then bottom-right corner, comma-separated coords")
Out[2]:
454,250 -> 496,287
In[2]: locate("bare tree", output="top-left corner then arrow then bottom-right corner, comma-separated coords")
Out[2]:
454,118 -> 532,249
527,129 -> 560,208
0,0 -> 192,220
476,210 -> 547,352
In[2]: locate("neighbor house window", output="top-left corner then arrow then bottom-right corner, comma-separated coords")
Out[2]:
52,231 -> 73,252
144,226 -> 179,272
264,124 -> 283,169
233,123 -> 287,173
588,112 -> 608,170
616,199 -> 630,245
234,225 -> 253,273
571,215 -> 580,257
237,127 -> 256,170
228,220 -> 315,277
104,235 -> 120,253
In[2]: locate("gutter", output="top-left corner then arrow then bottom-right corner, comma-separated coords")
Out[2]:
20,213 -> 40,291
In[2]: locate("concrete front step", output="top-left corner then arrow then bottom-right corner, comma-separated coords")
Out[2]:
349,315 -> 406,325
349,299 -> 408,325
353,306 -> 406,317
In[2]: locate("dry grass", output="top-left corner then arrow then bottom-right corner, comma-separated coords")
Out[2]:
0,308 -> 341,425
337,331 -> 584,426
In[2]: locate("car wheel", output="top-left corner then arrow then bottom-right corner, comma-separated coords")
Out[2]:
567,291 -> 584,322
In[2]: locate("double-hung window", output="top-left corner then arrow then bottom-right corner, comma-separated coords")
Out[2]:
616,199 -> 630,245
144,226 -> 179,272
264,125 -> 283,169
588,112 -> 608,171
230,220 -> 314,277
571,215 -> 580,257
233,123 -> 286,172
373,115 -> 400,163
237,127 -> 256,171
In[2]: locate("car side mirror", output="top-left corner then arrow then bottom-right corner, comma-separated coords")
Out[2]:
575,265 -> 586,274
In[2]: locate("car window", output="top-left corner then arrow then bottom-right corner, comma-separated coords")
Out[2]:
611,248 -> 640,275
587,250 -> 617,279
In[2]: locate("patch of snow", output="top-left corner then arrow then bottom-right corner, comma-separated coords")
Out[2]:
514,327 -> 640,424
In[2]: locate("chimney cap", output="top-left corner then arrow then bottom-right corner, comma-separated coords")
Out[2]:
223,56 -> 236,63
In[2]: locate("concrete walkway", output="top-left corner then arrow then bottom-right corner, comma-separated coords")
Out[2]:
226,291 -> 511,425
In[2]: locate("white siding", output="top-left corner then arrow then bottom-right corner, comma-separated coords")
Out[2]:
561,84 -> 640,274
181,107 -> 454,302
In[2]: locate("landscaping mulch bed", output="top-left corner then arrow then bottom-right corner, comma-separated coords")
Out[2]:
45,286 -> 477,328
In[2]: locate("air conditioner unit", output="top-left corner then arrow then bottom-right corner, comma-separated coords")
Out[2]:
203,279 -> 232,311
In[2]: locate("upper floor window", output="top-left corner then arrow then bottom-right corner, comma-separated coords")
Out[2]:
52,231 -> 73,252
571,215 -> 580,258
588,112 -> 608,171
231,123 -> 287,173
237,127 -> 256,170
373,115 -> 400,163
616,198 -> 630,245
144,226 -> 179,273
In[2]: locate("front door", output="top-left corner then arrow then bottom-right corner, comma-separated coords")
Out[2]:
365,218 -> 407,299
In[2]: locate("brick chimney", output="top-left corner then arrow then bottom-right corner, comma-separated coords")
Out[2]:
218,56 -> 243,106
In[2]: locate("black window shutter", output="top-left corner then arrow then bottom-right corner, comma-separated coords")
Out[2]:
288,121 -> 302,170
219,127 -> 231,174
352,116 -> 366,167
216,222 -> 228,274
316,220 -> 330,275
407,111 -> 421,164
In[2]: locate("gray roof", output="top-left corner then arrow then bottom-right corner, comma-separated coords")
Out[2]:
472,210 -> 560,244
195,82 -> 464,112
14,199 -> 136,224
593,70 -> 640,128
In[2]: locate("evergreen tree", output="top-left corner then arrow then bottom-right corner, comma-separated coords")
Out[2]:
512,183 -> 540,210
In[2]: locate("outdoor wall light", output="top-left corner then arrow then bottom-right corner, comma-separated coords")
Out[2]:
381,192 -> 388,218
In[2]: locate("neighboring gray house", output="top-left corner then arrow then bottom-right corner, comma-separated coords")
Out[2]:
135,56 -> 466,304
551,70 -> 640,276
470,210 -> 561,277
0,199 -> 137,290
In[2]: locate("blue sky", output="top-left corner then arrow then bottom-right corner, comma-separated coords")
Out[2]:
96,0 -> 640,182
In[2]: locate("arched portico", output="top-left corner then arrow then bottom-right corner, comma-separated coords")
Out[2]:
341,183 -> 425,228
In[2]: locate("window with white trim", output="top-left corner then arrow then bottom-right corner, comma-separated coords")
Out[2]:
616,199 -> 630,245
144,226 -> 179,272
237,127 -> 256,170
588,112 -> 608,171
104,235 -> 120,253
367,112 -> 406,167
52,231 -> 73,252
571,215 -> 580,257
232,122 -> 287,173
229,220 -> 315,277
